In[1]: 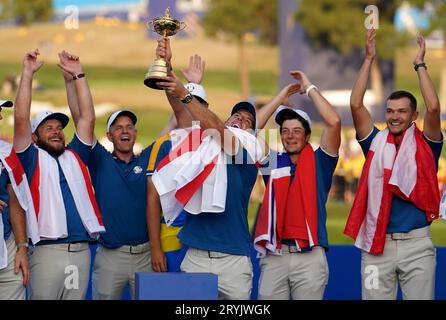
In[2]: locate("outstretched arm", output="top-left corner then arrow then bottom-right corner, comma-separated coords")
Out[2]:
414,36 -> 442,141
291,71 -> 341,155
157,38 -> 192,130
147,176 -> 167,272
57,51 -> 95,144
14,49 -> 44,152
350,29 -> 375,140
157,72 -> 239,155
256,83 -> 301,129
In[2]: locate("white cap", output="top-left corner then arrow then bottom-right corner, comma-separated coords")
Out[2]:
31,111 -> 69,133
106,110 -> 137,132
185,83 -> 208,104
0,100 -> 13,108
275,105 -> 312,130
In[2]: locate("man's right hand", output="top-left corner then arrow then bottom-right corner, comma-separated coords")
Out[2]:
151,246 -> 167,272
23,49 -> 44,74
156,38 -> 172,62
365,28 -> 376,61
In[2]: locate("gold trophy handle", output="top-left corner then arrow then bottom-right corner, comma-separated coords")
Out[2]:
179,21 -> 187,32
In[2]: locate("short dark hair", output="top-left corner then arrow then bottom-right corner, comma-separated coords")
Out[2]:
387,90 -> 417,111
279,113 -> 311,136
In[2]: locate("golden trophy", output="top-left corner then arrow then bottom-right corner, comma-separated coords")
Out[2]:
144,7 -> 186,89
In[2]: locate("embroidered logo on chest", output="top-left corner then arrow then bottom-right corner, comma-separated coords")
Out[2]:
133,165 -> 143,174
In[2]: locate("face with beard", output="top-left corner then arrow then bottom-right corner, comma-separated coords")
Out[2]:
33,119 -> 66,157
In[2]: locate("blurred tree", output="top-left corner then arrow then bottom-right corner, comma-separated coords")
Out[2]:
16,0 -> 53,24
296,0 -> 406,104
203,0 -> 277,99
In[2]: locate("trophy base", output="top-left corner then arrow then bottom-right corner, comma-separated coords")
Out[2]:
144,76 -> 165,90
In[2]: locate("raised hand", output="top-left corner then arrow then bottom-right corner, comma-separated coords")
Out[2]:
365,28 -> 376,61
23,49 -> 44,74
279,83 -> 301,106
156,38 -> 172,62
289,70 -> 312,94
57,50 -> 83,77
413,35 -> 426,65
181,54 -> 205,84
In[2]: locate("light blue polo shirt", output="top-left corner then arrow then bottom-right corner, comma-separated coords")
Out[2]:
0,167 -> 11,241
358,127 -> 443,233
86,136 -> 169,249
17,134 -> 94,245
260,148 -> 338,249
179,146 -> 259,256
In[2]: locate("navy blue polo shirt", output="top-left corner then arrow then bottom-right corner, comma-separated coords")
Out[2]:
358,127 -> 443,233
86,136 -> 169,249
0,167 -> 11,241
179,146 -> 259,256
260,148 -> 338,249
17,134 -> 94,244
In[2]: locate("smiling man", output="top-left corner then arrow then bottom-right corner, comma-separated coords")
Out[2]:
13,49 -> 105,300
58,50 -> 169,299
152,72 -> 268,300
344,30 -> 442,300
253,70 -> 341,300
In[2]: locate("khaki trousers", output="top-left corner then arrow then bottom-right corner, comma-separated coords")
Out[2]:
92,243 -> 152,300
361,226 -> 436,300
181,247 -> 253,300
258,246 -> 329,300
28,242 -> 91,300
0,236 -> 26,300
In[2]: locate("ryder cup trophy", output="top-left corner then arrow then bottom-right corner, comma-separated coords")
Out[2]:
144,7 -> 186,89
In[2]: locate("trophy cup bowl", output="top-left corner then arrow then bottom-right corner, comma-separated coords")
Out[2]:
144,7 -> 186,89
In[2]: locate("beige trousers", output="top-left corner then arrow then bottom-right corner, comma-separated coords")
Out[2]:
28,242 -> 91,300
92,243 -> 152,300
180,247 -> 253,300
361,226 -> 436,300
258,245 -> 329,300
0,236 -> 26,300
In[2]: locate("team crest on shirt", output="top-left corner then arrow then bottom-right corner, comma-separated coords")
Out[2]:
133,166 -> 143,174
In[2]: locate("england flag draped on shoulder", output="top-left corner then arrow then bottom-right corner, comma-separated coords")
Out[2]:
152,125 -> 264,226
344,124 -> 440,255
0,140 -> 37,269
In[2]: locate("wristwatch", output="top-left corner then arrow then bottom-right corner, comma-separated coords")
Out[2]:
180,92 -> 193,104
73,73 -> 85,80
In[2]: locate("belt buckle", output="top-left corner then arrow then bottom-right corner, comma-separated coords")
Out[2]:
208,251 -> 224,259
288,246 -> 299,253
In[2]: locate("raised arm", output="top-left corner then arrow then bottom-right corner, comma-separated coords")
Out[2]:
147,176 -> 167,272
158,72 -> 238,155
350,29 -> 375,140
57,51 -> 95,144
414,36 -> 442,141
156,38 -> 192,130
14,49 -> 44,152
291,70 -> 341,155
256,83 -> 301,129
61,66 -> 80,125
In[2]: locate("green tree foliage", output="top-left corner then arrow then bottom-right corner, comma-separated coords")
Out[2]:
203,0 -> 278,98
296,0 -> 401,60
203,0 -> 277,44
0,0 -> 53,24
